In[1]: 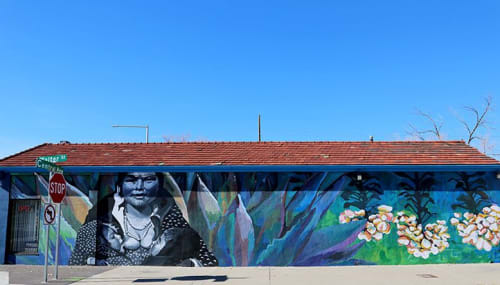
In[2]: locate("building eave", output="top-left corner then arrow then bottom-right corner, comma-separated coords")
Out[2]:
1,164 -> 500,174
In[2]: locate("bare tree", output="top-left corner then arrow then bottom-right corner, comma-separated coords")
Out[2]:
407,109 -> 443,141
459,96 -> 492,145
162,134 -> 192,142
407,96 -> 496,155
162,134 -> 210,142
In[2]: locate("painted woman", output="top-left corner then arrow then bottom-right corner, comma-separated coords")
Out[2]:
69,172 -> 218,266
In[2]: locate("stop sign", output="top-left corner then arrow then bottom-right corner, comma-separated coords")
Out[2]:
49,173 -> 67,203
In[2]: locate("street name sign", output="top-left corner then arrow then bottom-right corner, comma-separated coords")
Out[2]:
49,173 -> 67,203
36,158 -> 63,173
38,154 -> 67,163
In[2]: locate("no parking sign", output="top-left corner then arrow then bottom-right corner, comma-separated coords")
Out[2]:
43,204 -> 56,225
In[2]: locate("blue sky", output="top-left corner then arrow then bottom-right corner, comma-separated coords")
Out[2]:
0,1 -> 499,159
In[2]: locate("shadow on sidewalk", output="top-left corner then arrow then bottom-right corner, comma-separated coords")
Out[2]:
134,275 -> 239,282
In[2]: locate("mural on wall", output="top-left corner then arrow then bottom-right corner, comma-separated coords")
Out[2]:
449,172 -> 499,252
0,172 -> 10,263
70,172 -> 218,266
5,171 -> 500,266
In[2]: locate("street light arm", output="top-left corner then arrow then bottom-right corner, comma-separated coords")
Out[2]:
112,125 -> 149,143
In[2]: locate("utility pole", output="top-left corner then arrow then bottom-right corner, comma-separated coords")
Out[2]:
258,114 -> 261,142
112,125 -> 149,143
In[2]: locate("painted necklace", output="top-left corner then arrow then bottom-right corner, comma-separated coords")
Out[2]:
123,208 -> 154,250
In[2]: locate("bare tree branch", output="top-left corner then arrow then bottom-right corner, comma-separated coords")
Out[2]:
162,134 -> 211,142
406,109 -> 443,140
162,134 -> 191,142
459,96 -> 492,145
480,137 -> 492,154
407,124 -> 426,141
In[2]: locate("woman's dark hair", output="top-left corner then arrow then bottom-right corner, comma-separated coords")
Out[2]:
116,172 -> 170,198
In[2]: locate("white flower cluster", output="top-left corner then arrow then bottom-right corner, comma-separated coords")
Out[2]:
339,205 -> 394,242
450,204 -> 500,252
394,212 -> 450,259
339,209 -> 365,224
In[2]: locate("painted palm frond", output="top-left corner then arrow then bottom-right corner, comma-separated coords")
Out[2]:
450,172 -> 490,213
396,172 -> 436,225
341,172 -> 382,215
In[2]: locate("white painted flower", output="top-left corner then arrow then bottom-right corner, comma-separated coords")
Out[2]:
408,215 -> 417,224
430,246 -> 439,255
490,204 -> 500,213
424,230 -> 433,240
358,231 -> 371,241
457,223 -> 465,231
366,223 -> 377,235
339,208 -> 366,224
450,204 -> 500,252
394,212 -> 450,258
339,213 -> 349,224
492,236 -> 500,246
464,212 -> 475,220
475,237 -> 493,251
372,232 -> 383,241
376,221 -> 390,234
483,240 -> 492,251
398,236 -> 410,246
354,205 -> 394,242
464,224 -> 477,235
378,205 -> 393,213
421,239 -> 431,249
490,223 -> 498,232
355,209 -> 366,217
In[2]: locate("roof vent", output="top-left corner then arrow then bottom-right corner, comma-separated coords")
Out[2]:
59,140 -> 71,144
369,136 -> 374,142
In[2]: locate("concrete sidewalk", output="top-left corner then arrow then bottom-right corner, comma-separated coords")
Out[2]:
73,264 -> 500,285
0,265 -> 114,285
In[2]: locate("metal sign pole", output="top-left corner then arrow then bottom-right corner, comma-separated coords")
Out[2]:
43,215 -> 49,283
43,172 -> 52,284
54,203 -> 61,280
36,156 -> 67,282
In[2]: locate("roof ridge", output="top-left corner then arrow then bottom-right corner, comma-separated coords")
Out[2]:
49,140 -> 467,145
0,143 -> 50,161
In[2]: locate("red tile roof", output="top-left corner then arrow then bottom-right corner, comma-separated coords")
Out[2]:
0,141 -> 498,167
